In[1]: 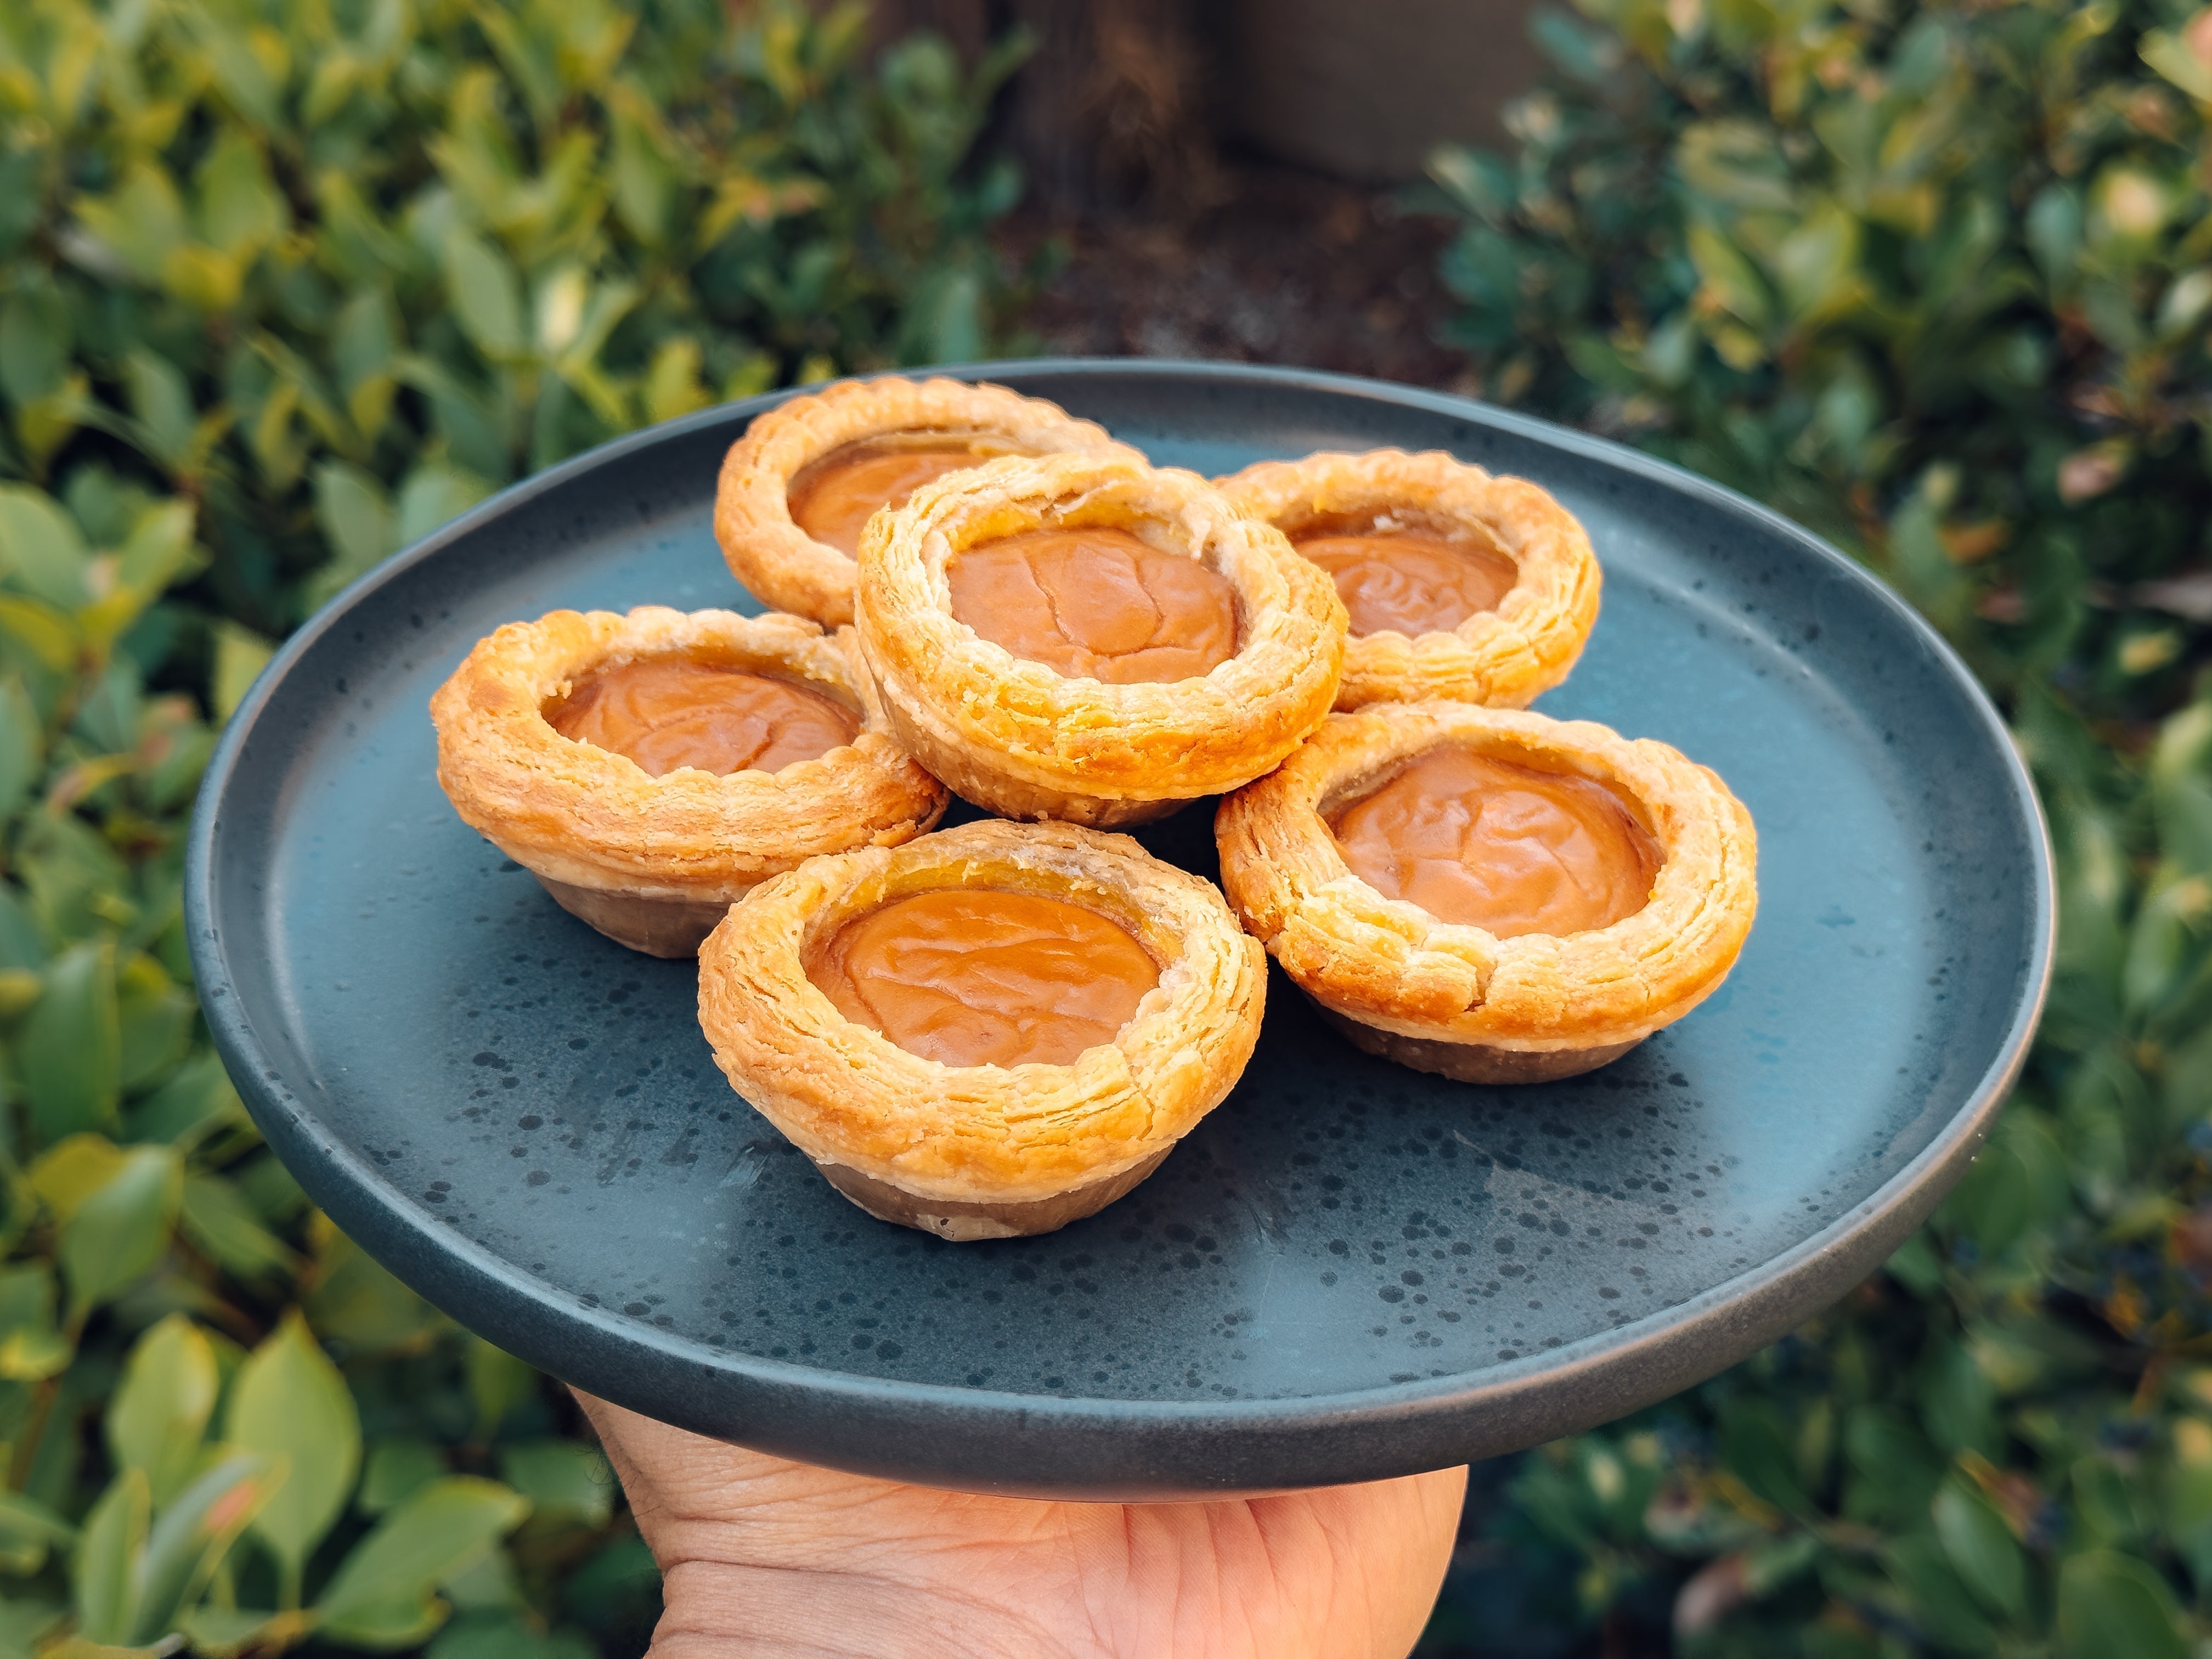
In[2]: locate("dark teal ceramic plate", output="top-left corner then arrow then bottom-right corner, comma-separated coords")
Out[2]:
187,362 -> 2052,1499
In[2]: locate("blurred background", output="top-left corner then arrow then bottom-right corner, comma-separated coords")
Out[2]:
0,1 -> 2207,1655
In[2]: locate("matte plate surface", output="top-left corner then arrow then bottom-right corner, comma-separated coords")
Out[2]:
188,362 -> 2051,1499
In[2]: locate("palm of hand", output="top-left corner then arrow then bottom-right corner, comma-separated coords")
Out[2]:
578,1394 -> 1465,1659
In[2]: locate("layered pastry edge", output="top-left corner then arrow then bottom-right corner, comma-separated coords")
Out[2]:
855,452 -> 1348,827
1215,701 -> 1757,1080
1217,448 -> 1601,712
713,375 -> 1143,627
696,819 -> 1266,1238
428,606 -> 949,954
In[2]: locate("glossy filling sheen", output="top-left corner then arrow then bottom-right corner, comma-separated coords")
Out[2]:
547,657 -> 857,777
1331,745 -> 1660,938
787,437 -> 999,555
812,889 -> 1160,1068
1294,527 -> 1517,637
947,527 -> 1239,684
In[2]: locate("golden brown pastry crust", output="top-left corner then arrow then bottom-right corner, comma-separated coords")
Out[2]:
714,376 -> 1142,627
430,607 -> 948,954
1217,449 -> 1600,712
856,453 -> 1347,828
697,819 -> 1267,1239
1215,702 -> 1756,1080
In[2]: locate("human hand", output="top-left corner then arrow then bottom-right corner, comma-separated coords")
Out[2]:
575,1391 -> 1465,1659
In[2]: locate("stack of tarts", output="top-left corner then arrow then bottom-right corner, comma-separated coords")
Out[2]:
430,375 -> 1758,1242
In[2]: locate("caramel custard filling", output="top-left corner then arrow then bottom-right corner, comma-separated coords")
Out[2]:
811,889 -> 1160,1068
787,436 -> 1002,556
547,657 -> 857,777
1293,518 -> 1517,638
946,527 -> 1239,685
1331,744 -> 1659,937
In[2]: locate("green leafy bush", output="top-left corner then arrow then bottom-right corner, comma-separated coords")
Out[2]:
1426,0 -> 2212,1652
1,0 -> 1024,646
0,2 -> 1021,1655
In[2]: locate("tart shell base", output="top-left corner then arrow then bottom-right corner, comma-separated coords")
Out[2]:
1314,1000 -> 1644,1084
814,1148 -> 1173,1242
876,697 -> 1189,828
534,876 -> 739,959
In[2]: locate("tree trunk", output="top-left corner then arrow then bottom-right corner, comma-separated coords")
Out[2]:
873,0 -> 1222,219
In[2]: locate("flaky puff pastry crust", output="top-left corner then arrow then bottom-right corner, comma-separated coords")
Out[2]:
1216,702 -> 1756,1082
1217,449 -> 1600,711
714,376 -> 1142,626
430,607 -> 948,956
856,453 -> 1347,828
697,819 -> 1266,1240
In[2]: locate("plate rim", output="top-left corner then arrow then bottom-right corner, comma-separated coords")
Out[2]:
185,358 -> 2056,1493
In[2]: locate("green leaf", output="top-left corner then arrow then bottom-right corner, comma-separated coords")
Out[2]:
0,486 -> 93,611
72,1469 -> 149,1645
129,1450 -> 284,1645
1917,1336 -> 1997,1457
306,1231 -> 442,1357
116,952 -> 194,1092
394,465 -> 494,548
71,161 -> 188,285
2169,1418 -> 2212,1590
309,461 -> 396,603
443,228 -> 525,360
0,1319 -> 71,1384
107,1313 -> 218,1509
1932,1478 -> 2026,1617
180,1172 -> 303,1282
361,1438 -> 448,1515
1717,1398 -> 1807,1515
314,1477 -> 529,1646
0,593 -> 80,675
25,1135 -> 121,1221
212,620 -> 274,721
0,1488 -> 75,1576
1881,1533 -> 1995,1652
2142,25 -> 2212,101
2056,1550 -> 2185,1659
498,1442 -> 612,1530
122,352 -> 195,470
466,1336 -> 535,1440
426,1609 -> 594,1659
195,129 -> 287,258
1686,223 -> 1773,334
178,1606 -> 302,1658
0,289 -> 71,405
122,1049 -> 244,1149
56,1142 -> 183,1321
0,674 -> 45,820
21,941 -> 121,1143
228,1310 -> 361,1600
609,87 -> 680,247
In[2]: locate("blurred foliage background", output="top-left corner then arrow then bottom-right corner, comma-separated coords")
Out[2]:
1418,0 -> 2212,1652
2,0 -> 2209,1653
0,0 -> 1022,1654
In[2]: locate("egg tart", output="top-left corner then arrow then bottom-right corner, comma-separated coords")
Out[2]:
697,819 -> 1265,1240
1217,449 -> 1600,711
714,376 -> 1142,627
431,607 -> 948,958
1216,702 -> 1756,1083
855,453 -> 1346,827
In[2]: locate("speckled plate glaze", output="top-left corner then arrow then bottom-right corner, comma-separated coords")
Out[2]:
188,361 -> 2052,1500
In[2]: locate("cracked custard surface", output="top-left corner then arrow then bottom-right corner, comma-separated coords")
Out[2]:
786,437 -> 997,555
810,889 -> 1160,1068
546,657 -> 857,777
1331,744 -> 1659,938
946,527 -> 1239,684
1294,524 -> 1517,638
